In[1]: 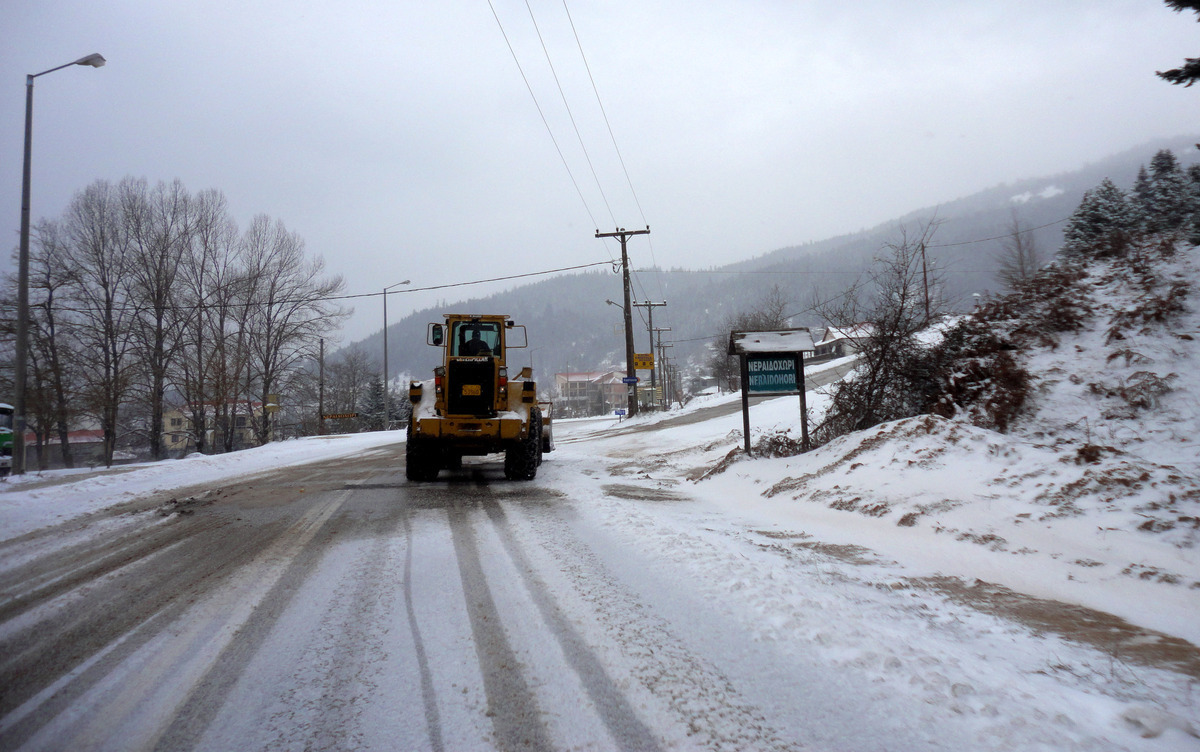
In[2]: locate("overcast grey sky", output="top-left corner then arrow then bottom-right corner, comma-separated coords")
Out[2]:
3,1 -> 1196,342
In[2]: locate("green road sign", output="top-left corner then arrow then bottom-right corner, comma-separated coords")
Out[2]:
745,355 -> 800,394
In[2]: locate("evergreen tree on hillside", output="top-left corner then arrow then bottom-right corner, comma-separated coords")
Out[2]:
362,376 -> 386,431
1188,164 -> 1200,243
1143,150 -> 1191,232
1132,166 -> 1152,225
1063,179 -> 1136,257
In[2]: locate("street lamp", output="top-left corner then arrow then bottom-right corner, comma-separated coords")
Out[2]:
382,279 -> 410,430
528,346 -> 543,373
14,53 -> 106,475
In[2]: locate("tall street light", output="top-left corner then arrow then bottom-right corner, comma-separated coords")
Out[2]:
381,279 -> 410,430
14,53 -> 106,475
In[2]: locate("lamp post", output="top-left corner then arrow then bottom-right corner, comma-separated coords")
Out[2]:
381,279 -> 410,430
14,53 -> 106,475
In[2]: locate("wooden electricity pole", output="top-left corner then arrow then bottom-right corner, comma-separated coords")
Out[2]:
652,326 -> 671,408
596,226 -> 650,416
318,338 -> 326,435
633,300 -> 666,406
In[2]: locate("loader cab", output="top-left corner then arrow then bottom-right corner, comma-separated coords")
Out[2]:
452,320 -> 501,357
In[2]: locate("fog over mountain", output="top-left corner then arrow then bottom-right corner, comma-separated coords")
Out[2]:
348,136 -> 1200,391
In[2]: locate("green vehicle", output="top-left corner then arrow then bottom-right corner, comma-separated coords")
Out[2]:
0,403 -> 12,476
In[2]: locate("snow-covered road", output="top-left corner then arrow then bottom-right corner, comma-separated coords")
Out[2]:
1,383 -> 1197,750
1,442 -> 919,750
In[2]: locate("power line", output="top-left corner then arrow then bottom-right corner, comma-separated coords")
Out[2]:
926,217 -> 1068,248
634,268 -> 1010,275
563,0 -> 647,227
561,1 -> 666,306
42,260 -> 613,316
486,0 -> 602,234
525,0 -> 616,227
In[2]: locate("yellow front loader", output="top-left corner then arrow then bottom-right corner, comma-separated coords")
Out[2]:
406,314 -> 553,481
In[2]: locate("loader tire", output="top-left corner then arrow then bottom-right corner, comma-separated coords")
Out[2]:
405,424 -> 441,482
504,409 -> 541,481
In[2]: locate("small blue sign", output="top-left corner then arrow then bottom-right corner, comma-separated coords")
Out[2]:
614,409 -> 627,416
621,376 -> 639,384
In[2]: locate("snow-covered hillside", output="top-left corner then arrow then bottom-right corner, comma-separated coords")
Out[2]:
683,242 -> 1200,639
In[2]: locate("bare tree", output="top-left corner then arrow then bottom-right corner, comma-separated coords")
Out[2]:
815,221 -> 947,441
63,180 -> 138,466
9,174 -> 348,461
124,178 -> 195,460
707,284 -> 791,391
170,189 -> 241,454
996,209 -> 1042,290
25,220 -> 79,467
239,216 -> 348,445
325,345 -> 375,421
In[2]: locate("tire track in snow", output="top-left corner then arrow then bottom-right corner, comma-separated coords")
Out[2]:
6,488 -> 350,751
246,492 -> 407,752
149,490 -> 389,751
501,492 -> 805,751
401,506 -> 445,752
479,495 -> 664,752
156,478 -> 447,751
447,492 -> 555,752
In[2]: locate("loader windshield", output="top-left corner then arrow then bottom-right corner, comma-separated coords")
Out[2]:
452,321 -> 501,357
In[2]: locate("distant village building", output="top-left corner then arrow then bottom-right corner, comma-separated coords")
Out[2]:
21,428 -> 112,470
163,401 -> 264,455
813,325 -> 872,360
554,371 -> 628,417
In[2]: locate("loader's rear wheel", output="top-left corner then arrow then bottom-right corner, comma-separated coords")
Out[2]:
504,409 -> 541,481
405,424 -> 441,482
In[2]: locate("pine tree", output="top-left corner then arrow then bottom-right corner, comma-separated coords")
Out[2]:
1131,165 -> 1153,229
362,376 -> 386,431
1158,1 -> 1200,86
1063,179 -> 1136,258
1144,150 -> 1190,232
1187,164 -> 1200,244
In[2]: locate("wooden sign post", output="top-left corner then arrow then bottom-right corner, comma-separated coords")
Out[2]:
728,329 -> 815,455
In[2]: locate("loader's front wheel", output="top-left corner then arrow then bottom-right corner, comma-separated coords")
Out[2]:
405,424 -> 441,482
504,409 -> 541,481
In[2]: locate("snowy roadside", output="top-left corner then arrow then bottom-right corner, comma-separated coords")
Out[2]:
0,432 -> 407,541
546,391 -> 1200,748
531,246 -> 1200,747
561,384 -> 1200,648
571,248 -> 1200,648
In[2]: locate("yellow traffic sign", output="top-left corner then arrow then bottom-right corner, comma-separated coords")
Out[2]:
633,353 -> 654,370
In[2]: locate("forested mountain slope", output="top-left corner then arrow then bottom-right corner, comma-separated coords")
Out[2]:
353,136 -> 1199,392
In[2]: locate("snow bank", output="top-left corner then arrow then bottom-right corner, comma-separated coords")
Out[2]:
0,431 -> 406,541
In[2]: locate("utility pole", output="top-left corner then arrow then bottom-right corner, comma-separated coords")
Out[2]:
596,226 -> 649,416
652,326 -> 672,408
920,240 -> 930,325
318,338 -> 326,435
633,300 -> 666,408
